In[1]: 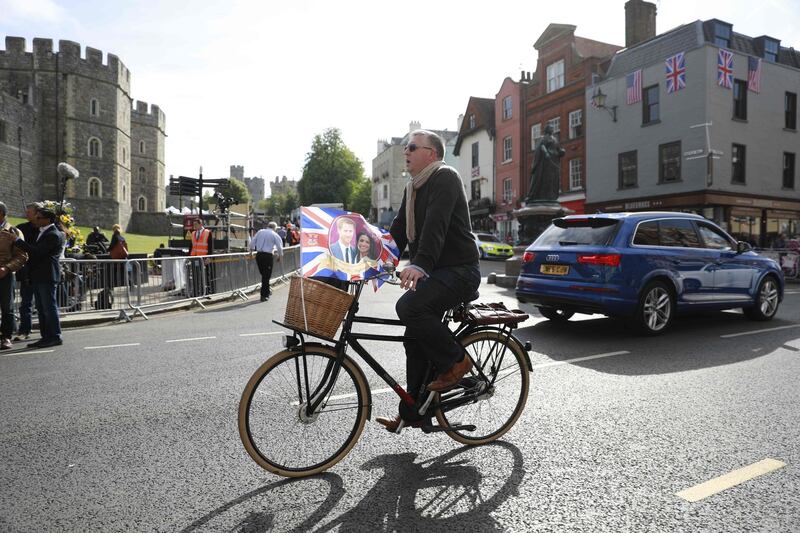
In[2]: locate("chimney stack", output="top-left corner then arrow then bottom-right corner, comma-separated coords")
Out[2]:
409,120 -> 421,133
625,0 -> 657,48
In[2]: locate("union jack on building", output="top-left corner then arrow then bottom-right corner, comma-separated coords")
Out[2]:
626,69 -> 642,104
665,52 -> 686,93
300,206 -> 399,286
717,49 -> 734,89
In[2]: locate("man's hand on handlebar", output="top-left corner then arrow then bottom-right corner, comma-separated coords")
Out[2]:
398,267 -> 425,291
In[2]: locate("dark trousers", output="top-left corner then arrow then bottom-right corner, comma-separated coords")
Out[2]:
395,263 -> 481,400
17,280 -> 34,335
0,273 -> 14,339
33,281 -> 61,341
255,252 -> 274,300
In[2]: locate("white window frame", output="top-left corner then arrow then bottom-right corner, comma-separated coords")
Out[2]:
88,137 -> 102,158
569,158 -> 583,191
468,114 -> 476,129
88,177 -> 102,198
546,59 -> 565,93
530,123 -> 541,150
502,96 -> 512,120
503,178 -> 512,203
569,109 -> 583,139
547,117 -> 561,139
503,136 -> 512,162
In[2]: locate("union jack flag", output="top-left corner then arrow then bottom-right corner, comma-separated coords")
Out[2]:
747,56 -> 762,93
300,206 -> 399,287
665,52 -> 686,93
626,69 -> 642,104
717,49 -> 734,89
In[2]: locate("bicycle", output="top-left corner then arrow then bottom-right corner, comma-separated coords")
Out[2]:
238,267 -> 532,478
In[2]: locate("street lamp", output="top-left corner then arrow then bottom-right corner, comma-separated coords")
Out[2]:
591,88 -> 617,122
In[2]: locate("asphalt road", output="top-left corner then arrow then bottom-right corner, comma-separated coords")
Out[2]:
1,259 -> 799,532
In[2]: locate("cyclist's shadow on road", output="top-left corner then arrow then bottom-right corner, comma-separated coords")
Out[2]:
314,441 -> 524,532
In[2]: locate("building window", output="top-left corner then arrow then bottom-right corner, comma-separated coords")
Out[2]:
382,184 -> 388,199
643,85 -> 659,124
502,96 -> 512,120
503,178 -> 512,203
530,123 -> 541,150
546,59 -> 565,93
139,140 -> 146,154
138,166 -> 146,183
123,184 -> 127,201
90,99 -> 99,117
502,137 -> 512,162
546,117 -> 560,140
471,141 -> 479,169
88,137 -> 102,158
764,38 -> 779,62
470,180 -> 481,201
88,177 -> 101,198
137,196 -> 147,211
658,142 -> 682,183
468,114 -> 476,129
733,79 -> 748,120
0,120 -> 6,144
713,21 -> 732,48
568,109 -> 583,139
569,158 -> 582,191
732,143 -> 746,184
786,92 -> 797,130
618,151 -> 638,189
122,147 -> 127,164
784,152 -> 796,189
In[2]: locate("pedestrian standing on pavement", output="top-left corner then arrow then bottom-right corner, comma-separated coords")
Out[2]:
249,221 -> 283,301
12,202 -> 40,343
0,206 -> 66,348
0,202 -> 28,350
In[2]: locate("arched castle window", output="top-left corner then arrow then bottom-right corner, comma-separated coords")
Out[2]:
137,196 -> 147,212
139,140 -> 145,154
138,167 -> 146,183
88,177 -> 102,198
90,99 -> 99,117
88,137 -> 102,158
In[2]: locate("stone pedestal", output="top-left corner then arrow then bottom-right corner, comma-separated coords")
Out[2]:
513,202 -> 574,246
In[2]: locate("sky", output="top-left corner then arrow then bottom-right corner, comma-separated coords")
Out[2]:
2,0 -> 798,196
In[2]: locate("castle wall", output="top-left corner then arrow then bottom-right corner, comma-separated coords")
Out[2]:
132,101 -> 167,214
0,91 -> 42,216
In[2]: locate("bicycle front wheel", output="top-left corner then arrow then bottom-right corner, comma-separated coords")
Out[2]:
435,330 -> 529,445
238,346 -> 370,477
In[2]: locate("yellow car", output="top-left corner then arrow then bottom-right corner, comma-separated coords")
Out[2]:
473,232 -> 514,259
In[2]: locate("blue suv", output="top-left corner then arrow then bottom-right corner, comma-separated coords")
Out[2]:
515,212 -> 784,335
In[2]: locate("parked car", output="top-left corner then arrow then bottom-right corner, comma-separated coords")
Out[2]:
515,212 -> 784,335
474,232 -> 514,259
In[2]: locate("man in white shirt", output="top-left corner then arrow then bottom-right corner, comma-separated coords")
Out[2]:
249,221 -> 284,301
330,217 -> 358,264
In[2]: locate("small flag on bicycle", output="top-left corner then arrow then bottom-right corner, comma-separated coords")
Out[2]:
300,206 -> 400,286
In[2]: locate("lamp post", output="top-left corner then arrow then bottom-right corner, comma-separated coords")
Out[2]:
591,89 -> 617,122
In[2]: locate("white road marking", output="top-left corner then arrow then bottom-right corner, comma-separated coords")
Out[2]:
531,350 -> 630,369
784,290 -> 799,294
676,458 -> 786,502
239,332 -> 283,337
1,349 -> 55,356
165,336 -> 217,343
720,324 -> 800,338
85,343 -> 141,350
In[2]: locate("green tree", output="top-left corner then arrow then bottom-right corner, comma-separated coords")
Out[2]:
347,176 -> 372,218
280,189 -> 300,216
298,128 -> 364,209
215,177 -> 252,206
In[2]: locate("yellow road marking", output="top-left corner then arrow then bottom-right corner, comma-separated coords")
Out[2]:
676,458 -> 786,502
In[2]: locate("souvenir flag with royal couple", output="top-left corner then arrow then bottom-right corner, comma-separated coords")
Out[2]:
299,206 -> 400,287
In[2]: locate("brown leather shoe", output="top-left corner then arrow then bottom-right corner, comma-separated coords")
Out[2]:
375,415 -> 428,433
427,356 -> 473,392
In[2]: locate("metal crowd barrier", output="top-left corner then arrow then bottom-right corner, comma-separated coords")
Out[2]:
13,246 -> 301,322
755,248 -> 800,281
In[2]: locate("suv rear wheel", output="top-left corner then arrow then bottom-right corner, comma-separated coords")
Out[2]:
537,306 -> 574,322
743,276 -> 779,321
636,281 -> 674,335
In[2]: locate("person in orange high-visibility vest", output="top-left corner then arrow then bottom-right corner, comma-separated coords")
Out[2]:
188,218 -> 214,295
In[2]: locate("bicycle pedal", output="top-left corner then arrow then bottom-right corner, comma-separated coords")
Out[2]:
420,424 -> 477,433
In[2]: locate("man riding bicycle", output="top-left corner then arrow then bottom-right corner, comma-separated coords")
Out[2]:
377,129 -> 481,432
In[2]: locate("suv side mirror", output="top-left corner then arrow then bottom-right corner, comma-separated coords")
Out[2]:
736,241 -> 752,254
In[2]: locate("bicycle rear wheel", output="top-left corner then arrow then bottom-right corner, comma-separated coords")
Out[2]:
238,346 -> 370,477
435,330 -> 529,445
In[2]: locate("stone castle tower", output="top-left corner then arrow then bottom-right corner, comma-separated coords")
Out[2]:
0,36 -> 166,228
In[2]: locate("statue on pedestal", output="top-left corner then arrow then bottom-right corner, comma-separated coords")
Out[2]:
525,124 -> 566,203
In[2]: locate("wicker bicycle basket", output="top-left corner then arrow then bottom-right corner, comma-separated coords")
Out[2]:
284,277 -> 355,338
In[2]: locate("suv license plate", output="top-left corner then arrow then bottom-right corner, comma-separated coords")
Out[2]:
541,264 -> 569,275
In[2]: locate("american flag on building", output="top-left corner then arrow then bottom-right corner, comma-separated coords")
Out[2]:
626,70 -> 642,104
300,206 -> 399,286
747,56 -> 762,93
717,49 -> 734,89
665,52 -> 686,93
